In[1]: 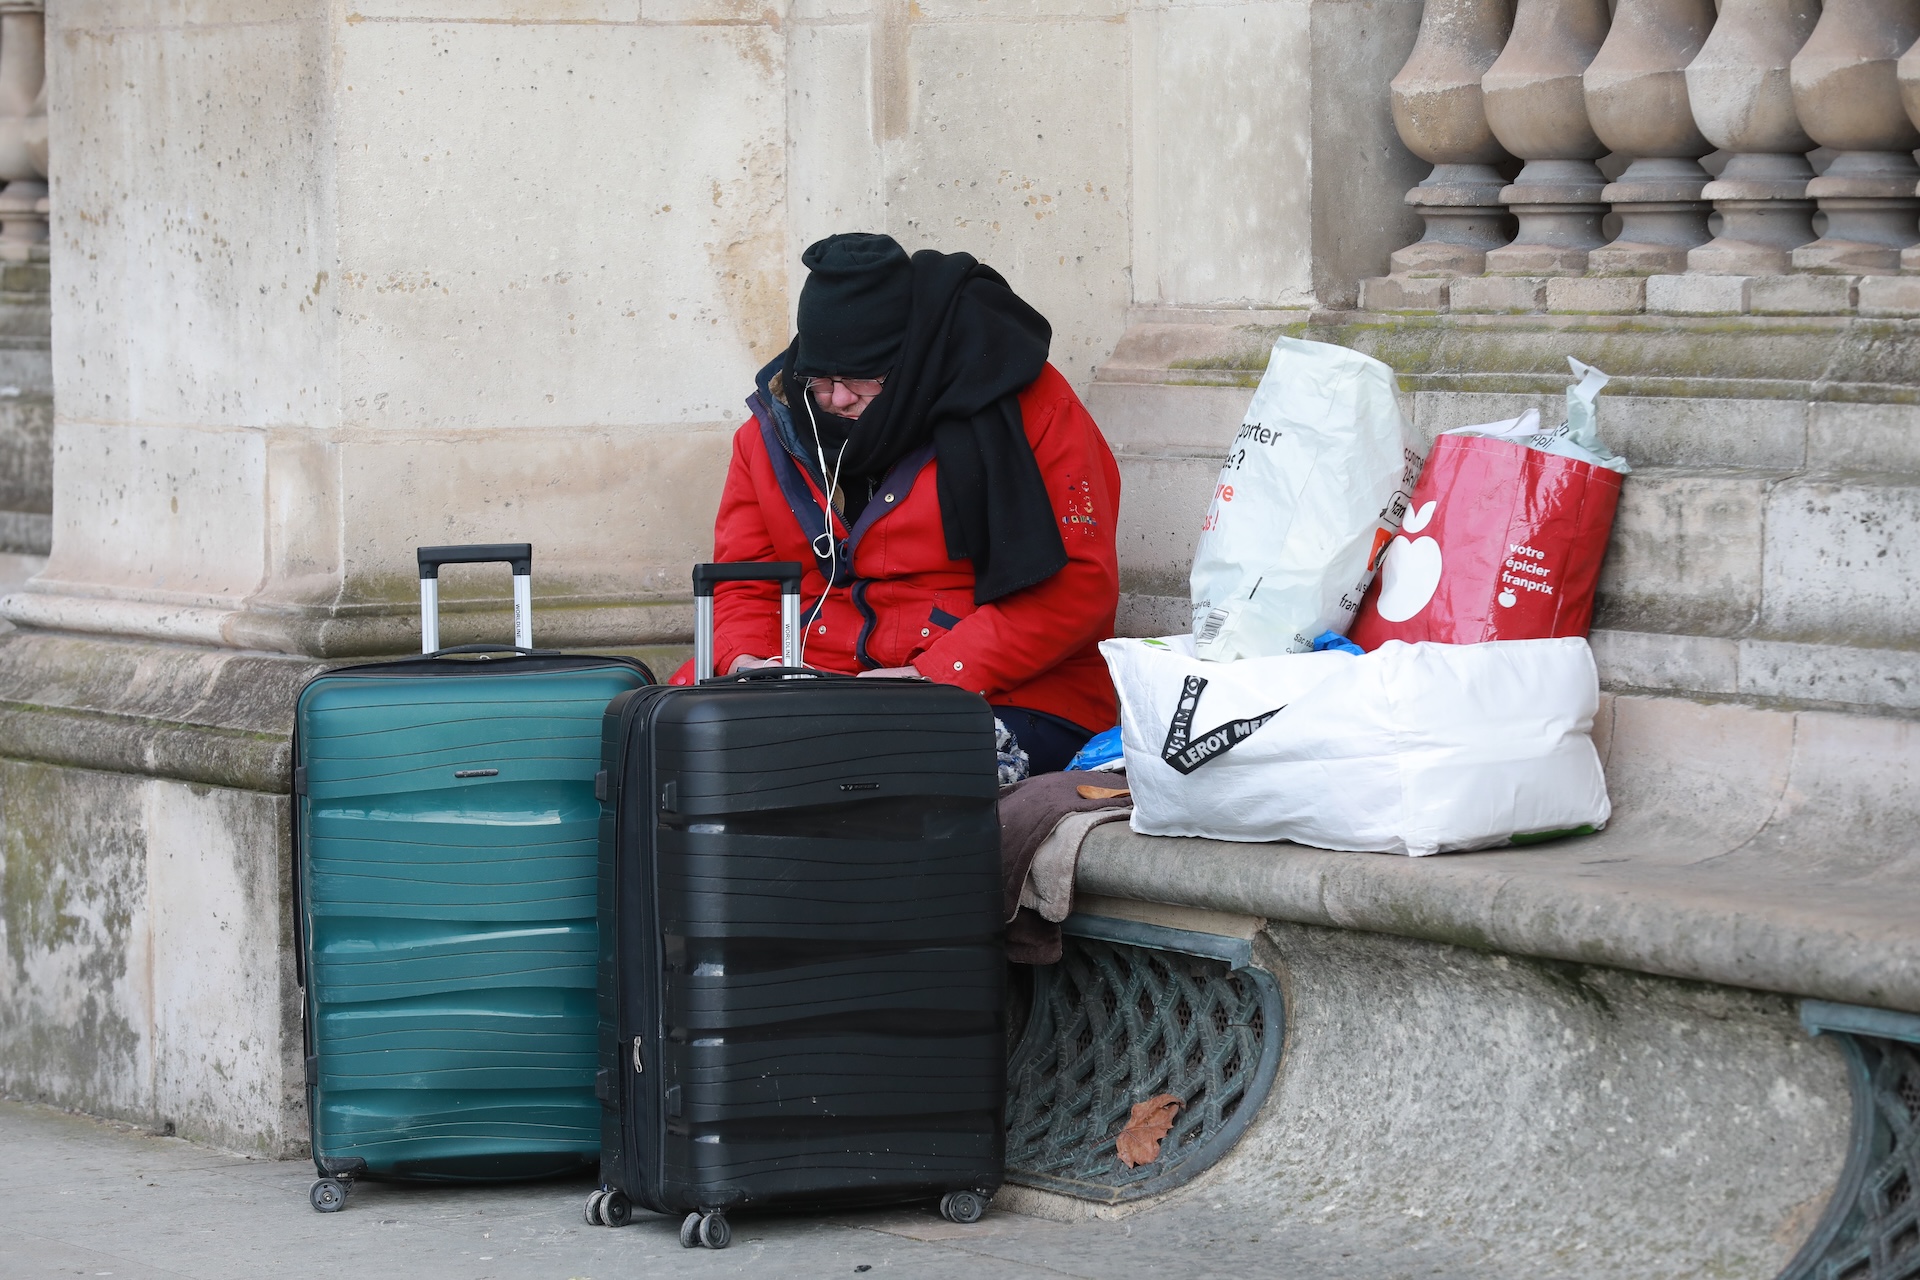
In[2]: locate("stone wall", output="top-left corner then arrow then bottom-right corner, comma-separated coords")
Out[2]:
9,0 -> 1424,661
0,634 -> 316,1152
0,0 -> 1425,1150
3,6 -> 1910,1235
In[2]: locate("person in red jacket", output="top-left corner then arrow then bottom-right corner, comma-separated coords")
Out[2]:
682,232 -> 1121,774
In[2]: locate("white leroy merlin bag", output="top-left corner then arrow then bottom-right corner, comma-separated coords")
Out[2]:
1190,337 -> 1421,661
1099,634 -> 1610,856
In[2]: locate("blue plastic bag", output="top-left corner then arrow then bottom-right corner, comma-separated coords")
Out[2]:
1311,630 -> 1364,656
1066,725 -> 1124,772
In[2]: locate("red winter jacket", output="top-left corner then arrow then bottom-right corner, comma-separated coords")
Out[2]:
684,360 -> 1121,733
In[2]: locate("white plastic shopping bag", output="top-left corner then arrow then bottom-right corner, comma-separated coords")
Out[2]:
1439,358 -> 1631,474
1099,634 -> 1610,855
1189,337 -> 1421,661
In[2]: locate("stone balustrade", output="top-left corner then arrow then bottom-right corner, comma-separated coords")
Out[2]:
0,1 -> 46,264
1366,0 -> 1920,316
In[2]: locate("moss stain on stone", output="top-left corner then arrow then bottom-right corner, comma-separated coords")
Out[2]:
1507,954 -> 1619,1019
0,760 -> 146,1105
2,762 -> 88,974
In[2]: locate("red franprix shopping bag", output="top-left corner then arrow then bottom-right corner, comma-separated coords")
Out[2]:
1348,432 -> 1624,647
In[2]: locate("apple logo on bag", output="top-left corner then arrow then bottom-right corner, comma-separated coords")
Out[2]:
1374,500 -> 1442,623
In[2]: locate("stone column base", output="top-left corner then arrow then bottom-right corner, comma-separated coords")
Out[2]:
1793,231 -> 1916,275
1796,153 -> 1920,274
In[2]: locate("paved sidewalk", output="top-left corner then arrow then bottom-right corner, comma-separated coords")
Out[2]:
0,1099 -> 1463,1280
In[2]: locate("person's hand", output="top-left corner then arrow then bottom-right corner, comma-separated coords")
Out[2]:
728,655 -> 785,674
858,666 -> 925,679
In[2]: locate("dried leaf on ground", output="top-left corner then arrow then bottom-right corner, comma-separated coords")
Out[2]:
1075,784 -> 1131,801
1114,1093 -> 1182,1168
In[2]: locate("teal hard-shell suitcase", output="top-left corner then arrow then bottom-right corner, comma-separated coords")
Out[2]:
294,544 -> 652,1212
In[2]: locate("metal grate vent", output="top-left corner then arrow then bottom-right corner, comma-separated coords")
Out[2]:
1004,935 -> 1283,1202
1801,1038 -> 1920,1280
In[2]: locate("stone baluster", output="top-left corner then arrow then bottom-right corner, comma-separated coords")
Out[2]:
1897,33 -> 1920,272
1789,0 -> 1920,273
0,1 -> 45,263
1583,0 -> 1720,274
1481,0 -> 1613,274
1684,0 -> 1822,274
1388,0 -> 1518,275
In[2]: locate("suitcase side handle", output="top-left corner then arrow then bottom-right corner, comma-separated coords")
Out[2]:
416,543 -> 534,655
424,643 -> 557,659
691,561 -> 803,680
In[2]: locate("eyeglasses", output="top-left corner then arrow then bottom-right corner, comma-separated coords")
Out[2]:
805,375 -> 887,399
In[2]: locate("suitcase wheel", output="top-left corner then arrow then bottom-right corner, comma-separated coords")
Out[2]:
586,1188 -> 631,1228
939,1191 -> 987,1225
683,1211 -> 731,1250
309,1178 -> 349,1214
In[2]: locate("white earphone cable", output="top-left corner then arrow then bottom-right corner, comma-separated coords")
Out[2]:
798,391 -> 844,669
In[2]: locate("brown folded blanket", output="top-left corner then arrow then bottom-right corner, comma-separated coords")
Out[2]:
999,769 -> 1131,964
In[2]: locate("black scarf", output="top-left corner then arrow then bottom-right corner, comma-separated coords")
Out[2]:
785,251 -> 1065,604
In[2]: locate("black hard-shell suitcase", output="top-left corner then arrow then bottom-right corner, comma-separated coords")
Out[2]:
583,563 -> 1006,1248
293,544 -> 653,1212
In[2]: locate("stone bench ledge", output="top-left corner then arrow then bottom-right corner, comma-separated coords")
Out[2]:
1077,814 -> 1920,1015
1079,689 -> 1920,1014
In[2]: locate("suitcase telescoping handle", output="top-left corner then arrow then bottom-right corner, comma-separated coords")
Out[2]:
417,543 -> 534,655
691,562 -> 803,680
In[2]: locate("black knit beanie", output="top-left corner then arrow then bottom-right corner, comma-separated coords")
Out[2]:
794,232 -> 913,378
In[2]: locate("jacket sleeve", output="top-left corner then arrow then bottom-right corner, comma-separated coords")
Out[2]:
910,387 -> 1121,701
709,421 -> 785,677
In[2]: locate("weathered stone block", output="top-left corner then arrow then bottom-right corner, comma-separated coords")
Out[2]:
1217,921 -> 1846,1280
1806,401 -> 1920,473
1594,467 -> 1772,637
1736,707 -> 1920,856
1111,452 -> 1214,599
786,22 -> 882,254
354,1 -> 642,17
1748,274 -> 1858,315
1581,630 -> 1920,717
1599,693 -> 1797,846
13,417 -> 729,655
1596,396 -> 1806,470
0,760 -> 299,1156
1359,275 -> 1450,312
0,395 -> 51,515
1085,381 -> 1249,456
55,9 -> 333,429
1739,638 -> 1920,713
0,261 -> 49,295
336,19 -> 791,425
1855,274 -> 1920,317
1545,275 -> 1646,314
905,18 -> 1130,380
1644,273 -> 1750,315
1760,475 -> 1920,649
1448,275 -> 1547,313
0,512 -> 46,556
1588,627 -> 1739,695
1133,2 -> 1314,308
